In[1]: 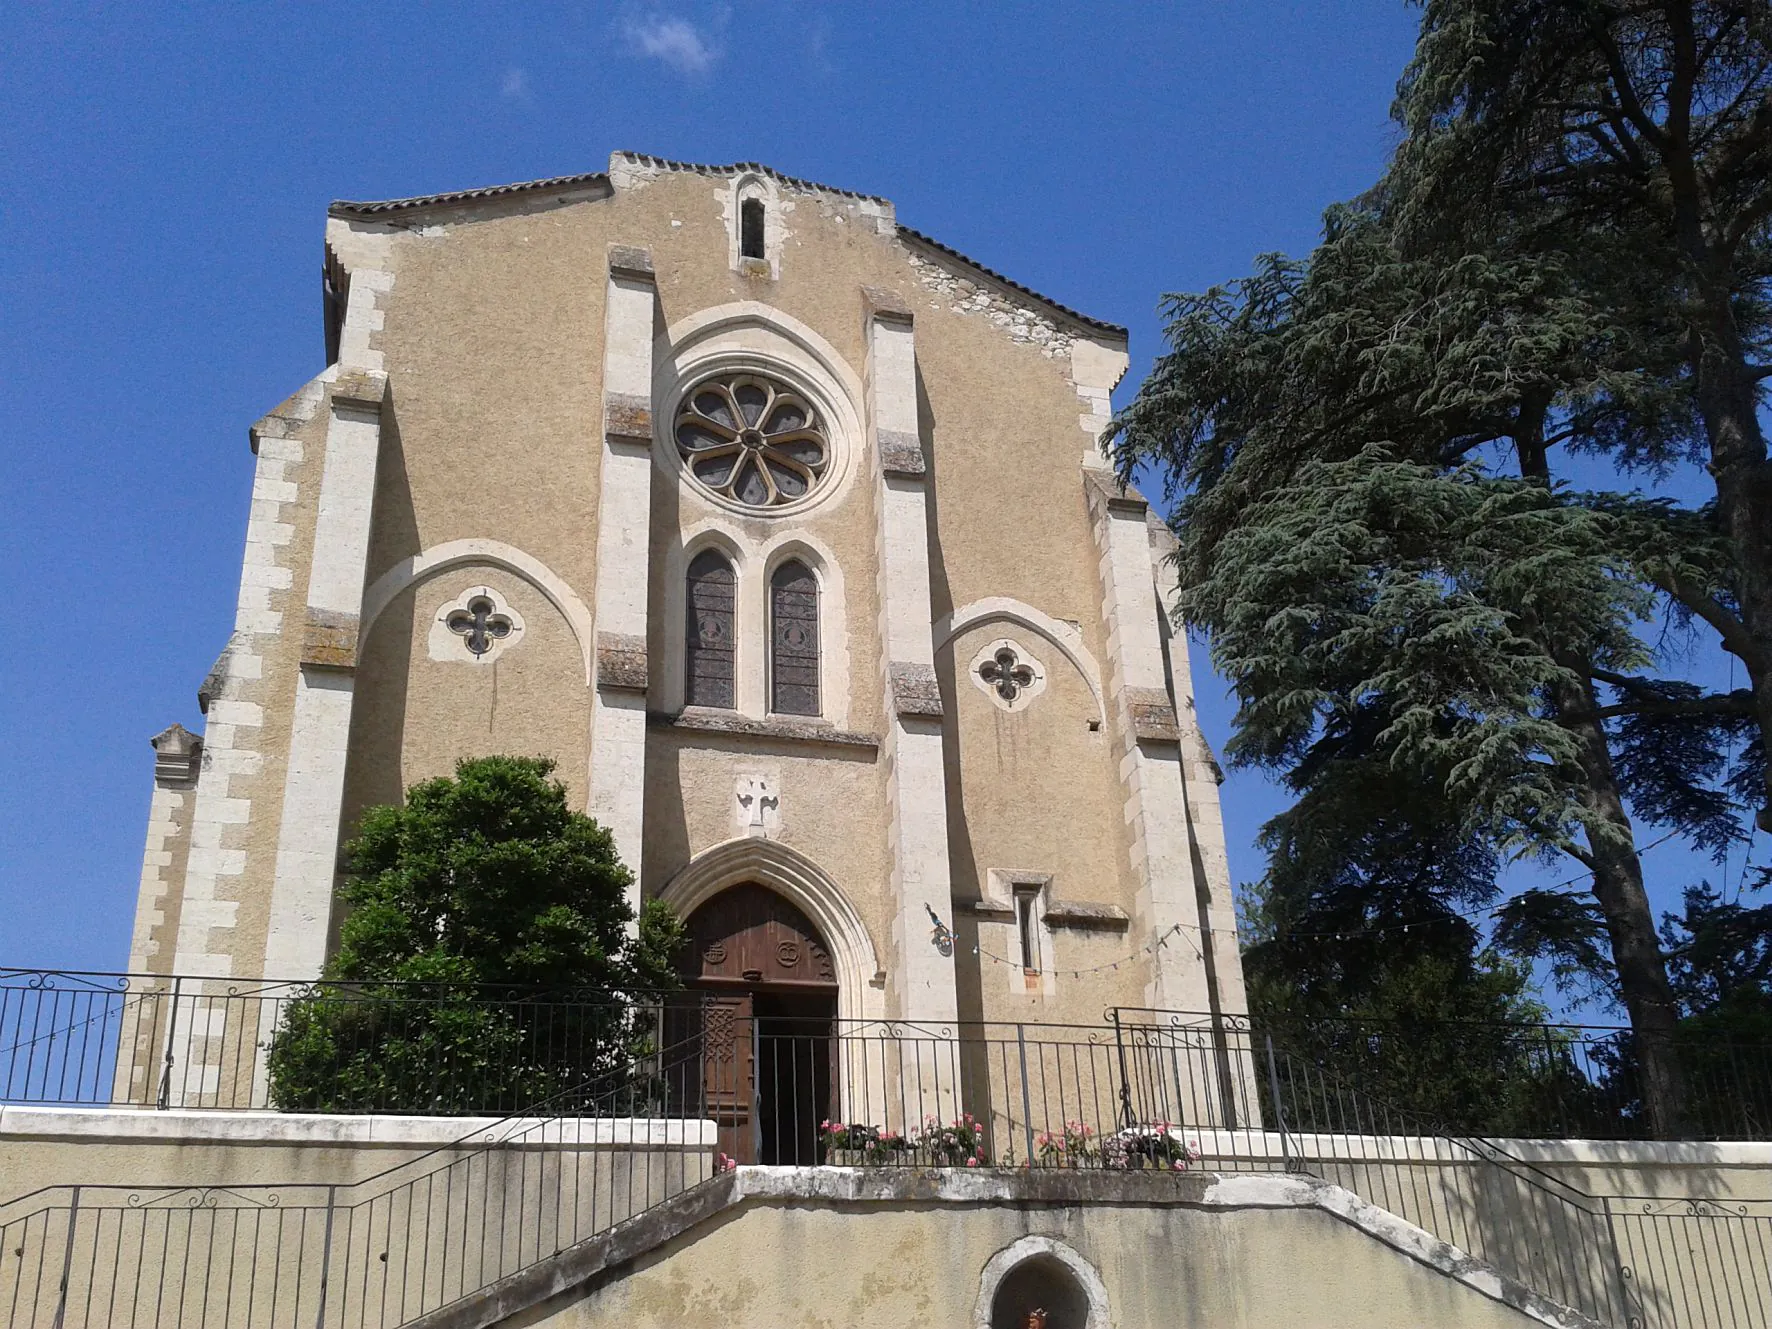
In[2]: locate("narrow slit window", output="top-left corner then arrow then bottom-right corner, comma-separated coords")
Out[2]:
740,197 -> 766,260
686,549 -> 736,708
769,560 -> 820,716
1015,886 -> 1042,973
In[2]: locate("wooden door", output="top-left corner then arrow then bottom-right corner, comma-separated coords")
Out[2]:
680,884 -> 841,1164
701,993 -> 756,1164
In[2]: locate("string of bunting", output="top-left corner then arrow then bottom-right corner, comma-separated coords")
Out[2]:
969,922 -> 1200,978
947,822 -> 1731,966
1230,825 -> 1696,945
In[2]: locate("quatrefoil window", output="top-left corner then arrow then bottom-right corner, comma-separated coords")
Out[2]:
674,372 -> 830,509
968,638 -> 1047,713
430,586 -> 525,666
448,596 -> 512,656
979,647 -> 1035,701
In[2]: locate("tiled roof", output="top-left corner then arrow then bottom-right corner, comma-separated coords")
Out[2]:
328,154 -> 1127,339
611,151 -> 895,206
896,225 -> 1126,338
329,171 -> 610,217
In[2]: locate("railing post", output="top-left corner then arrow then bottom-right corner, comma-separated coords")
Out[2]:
1016,1024 -> 1034,1165
1264,1035 -> 1293,1173
314,1184 -> 337,1329
750,1015 -> 763,1164
1112,1009 -> 1135,1129
51,1185 -> 79,1329
155,976 -> 182,1110
1598,1194 -> 1634,1325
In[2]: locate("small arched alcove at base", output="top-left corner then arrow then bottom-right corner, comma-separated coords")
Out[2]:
976,1236 -> 1110,1329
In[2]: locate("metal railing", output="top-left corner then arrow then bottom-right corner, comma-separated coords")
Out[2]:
1,1005 -> 1766,1327
1230,1007 -> 1772,1142
0,1029 -> 712,1328
0,969 -> 679,1115
5,967 -> 1769,1142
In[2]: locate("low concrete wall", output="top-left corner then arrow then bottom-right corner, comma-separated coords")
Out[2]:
1,1112 -> 1763,1328
448,1168 -> 1595,1329
1186,1128 -> 1772,1328
0,1108 -> 718,1329
0,1106 -> 714,1199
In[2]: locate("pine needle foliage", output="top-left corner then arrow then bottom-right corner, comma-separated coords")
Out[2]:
1110,7 -> 1772,1133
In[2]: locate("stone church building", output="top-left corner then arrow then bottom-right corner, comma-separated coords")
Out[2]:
6,153 -> 1718,1329
129,150 -> 1245,1043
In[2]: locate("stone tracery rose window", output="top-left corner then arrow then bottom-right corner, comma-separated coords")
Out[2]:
675,372 -> 830,509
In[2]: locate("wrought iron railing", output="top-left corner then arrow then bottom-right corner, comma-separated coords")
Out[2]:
0,1027 -> 712,1329
1209,1007 -> 1772,1142
0,969 -> 682,1116
0,1005 -> 1765,1327
7,965 -> 1768,1148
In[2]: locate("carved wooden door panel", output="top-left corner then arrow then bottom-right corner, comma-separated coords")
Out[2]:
683,884 -> 838,989
702,994 -> 756,1163
682,884 -> 841,1165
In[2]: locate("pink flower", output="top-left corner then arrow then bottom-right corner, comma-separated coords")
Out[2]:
966,1157 -> 979,1167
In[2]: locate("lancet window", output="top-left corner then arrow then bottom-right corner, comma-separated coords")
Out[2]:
769,560 -> 820,716
686,549 -> 736,708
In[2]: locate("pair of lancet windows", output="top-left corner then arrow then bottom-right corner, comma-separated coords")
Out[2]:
685,551 -> 820,716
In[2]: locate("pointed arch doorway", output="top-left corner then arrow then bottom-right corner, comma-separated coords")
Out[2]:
677,883 -> 838,1165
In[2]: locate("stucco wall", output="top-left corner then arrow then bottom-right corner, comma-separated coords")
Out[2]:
521,1180 -> 1553,1329
345,565 -> 594,827
6,1112 -> 1766,1329
142,154 -> 1234,1042
0,1108 -> 716,1329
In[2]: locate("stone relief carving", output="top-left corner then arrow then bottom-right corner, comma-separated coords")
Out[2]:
735,774 -> 782,837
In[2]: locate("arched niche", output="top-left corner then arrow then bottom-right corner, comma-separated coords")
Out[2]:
975,1236 -> 1111,1329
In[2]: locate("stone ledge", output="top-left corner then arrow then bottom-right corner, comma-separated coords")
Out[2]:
1125,686 -> 1181,743
595,632 -> 648,692
330,369 -> 387,412
877,429 -> 927,478
300,608 -> 360,669
1042,901 -> 1130,932
1082,465 -> 1147,516
603,392 -> 653,446
607,245 -> 655,281
648,708 -> 880,752
863,285 -> 914,324
0,1106 -> 717,1151
403,1166 -> 1606,1329
888,661 -> 942,717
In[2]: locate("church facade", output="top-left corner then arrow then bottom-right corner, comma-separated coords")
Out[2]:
128,151 -> 1245,1044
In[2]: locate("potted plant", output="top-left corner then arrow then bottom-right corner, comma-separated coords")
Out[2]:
1101,1121 -> 1201,1171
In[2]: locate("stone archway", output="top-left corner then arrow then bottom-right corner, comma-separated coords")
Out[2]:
677,883 -> 839,1165
657,837 -> 883,1024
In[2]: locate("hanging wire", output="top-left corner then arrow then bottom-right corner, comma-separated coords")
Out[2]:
970,923 -> 1198,977
959,822 -> 1714,965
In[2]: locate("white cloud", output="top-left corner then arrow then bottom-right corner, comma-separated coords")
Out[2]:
500,66 -> 530,101
622,13 -> 720,74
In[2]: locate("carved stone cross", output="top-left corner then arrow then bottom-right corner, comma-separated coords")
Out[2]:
978,646 -> 1036,702
736,776 -> 780,837
446,596 -> 513,658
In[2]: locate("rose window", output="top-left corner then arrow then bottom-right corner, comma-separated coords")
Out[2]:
675,373 -> 830,509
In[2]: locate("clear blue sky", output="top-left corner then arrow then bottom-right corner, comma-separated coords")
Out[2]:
0,2 -> 1749,991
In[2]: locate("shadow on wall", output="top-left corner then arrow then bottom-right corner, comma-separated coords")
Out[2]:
918,361 -> 991,1035
333,387 -> 418,956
